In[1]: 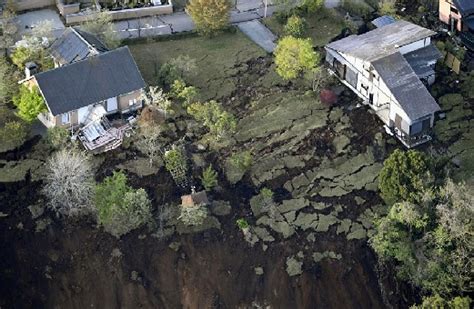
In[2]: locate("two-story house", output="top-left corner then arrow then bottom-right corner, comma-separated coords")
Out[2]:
439,0 -> 474,50
325,20 -> 442,148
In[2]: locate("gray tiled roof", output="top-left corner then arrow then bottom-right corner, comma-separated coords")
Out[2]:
372,52 -> 440,120
326,20 -> 436,62
403,44 -> 443,78
49,27 -> 108,66
36,46 -> 145,116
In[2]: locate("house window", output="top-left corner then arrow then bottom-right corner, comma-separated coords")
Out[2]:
450,7 -> 459,15
129,98 -> 137,106
61,112 -> 70,124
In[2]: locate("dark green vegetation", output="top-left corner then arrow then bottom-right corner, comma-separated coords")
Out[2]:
372,151 -> 473,306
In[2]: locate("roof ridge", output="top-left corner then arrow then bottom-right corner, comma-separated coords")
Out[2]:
70,27 -> 98,53
36,46 -> 130,78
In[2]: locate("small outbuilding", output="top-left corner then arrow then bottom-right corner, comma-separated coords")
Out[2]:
181,190 -> 209,208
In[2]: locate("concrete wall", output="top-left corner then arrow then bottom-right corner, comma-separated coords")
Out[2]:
65,3 -> 173,25
14,0 -> 55,12
56,0 -> 80,16
439,0 -> 463,31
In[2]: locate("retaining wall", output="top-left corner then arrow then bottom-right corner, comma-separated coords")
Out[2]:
65,3 -> 173,25
14,0 -> 55,11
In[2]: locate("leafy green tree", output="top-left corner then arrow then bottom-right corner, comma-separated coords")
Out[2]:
301,0 -> 324,13
83,11 -> 120,49
0,7 -> 18,55
164,146 -> 189,187
0,120 -> 28,152
95,171 -> 153,238
284,15 -> 307,38
170,79 -> 198,106
236,218 -> 249,229
45,127 -> 71,150
229,151 -> 253,173
187,0 -> 231,36
378,149 -> 433,205
274,36 -> 318,80
187,100 -> 237,139
200,165 -> 218,191
411,295 -> 471,309
158,55 -> 197,88
460,71 -> 474,99
371,179 -> 473,295
0,57 -> 19,104
13,85 -> 47,122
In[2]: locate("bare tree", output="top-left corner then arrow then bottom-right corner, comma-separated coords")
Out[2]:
43,149 -> 95,217
135,124 -> 163,167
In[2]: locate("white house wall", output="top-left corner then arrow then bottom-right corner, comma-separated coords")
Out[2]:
399,37 -> 431,55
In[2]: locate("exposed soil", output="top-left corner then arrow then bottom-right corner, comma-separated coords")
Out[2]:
0,51 -> 417,308
0,179 -> 394,309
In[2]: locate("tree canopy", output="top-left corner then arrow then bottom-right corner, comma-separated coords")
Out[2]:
13,85 -> 47,122
274,36 -> 318,80
187,0 -> 231,36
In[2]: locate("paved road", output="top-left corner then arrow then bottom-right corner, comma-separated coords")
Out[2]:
238,20 -> 276,52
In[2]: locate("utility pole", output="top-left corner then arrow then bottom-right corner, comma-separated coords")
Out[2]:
264,0 -> 268,18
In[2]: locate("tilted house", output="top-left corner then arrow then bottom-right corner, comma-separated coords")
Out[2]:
439,0 -> 474,50
325,20 -> 443,148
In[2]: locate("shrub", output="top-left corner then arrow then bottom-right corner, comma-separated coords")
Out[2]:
179,205 -> 208,226
170,79 -> 198,106
158,55 -> 197,88
284,15 -> 307,37
342,0 -> 373,18
378,149 -> 433,205
236,218 -> 249,230
0,120 -> 28,152
95,171 -> 153,238
187,100 -> 237,140
141,86 -> 174,117
13,85 -> 46,122
229,151 -> 253,173
411,295 -> 471,309
82,11 -> 120,49
45,127 -> 70,150
164,146 -> 189,187
200,165 -> 218,191
379,1 -> 397,16
0,57 -> 19,104
274,36 -> 317,80
187,0 -> 231,36
301,0 -> 324,13
43,148 -> 95,217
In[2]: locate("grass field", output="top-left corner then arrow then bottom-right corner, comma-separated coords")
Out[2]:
263,9 -> 346,47
128,31 -> 266,101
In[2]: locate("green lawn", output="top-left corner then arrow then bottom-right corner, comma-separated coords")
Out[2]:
263,9 -> 346,47
128,31 -> 266,101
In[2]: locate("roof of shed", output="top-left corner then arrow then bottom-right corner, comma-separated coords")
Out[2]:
49,27 -> 108,66
403,44 -> 443,77
36,46 -> 145,116
453,0 -> 474,16
371,15 -> 396,28
372,52 -> 440,120
326,20 -> 436,62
